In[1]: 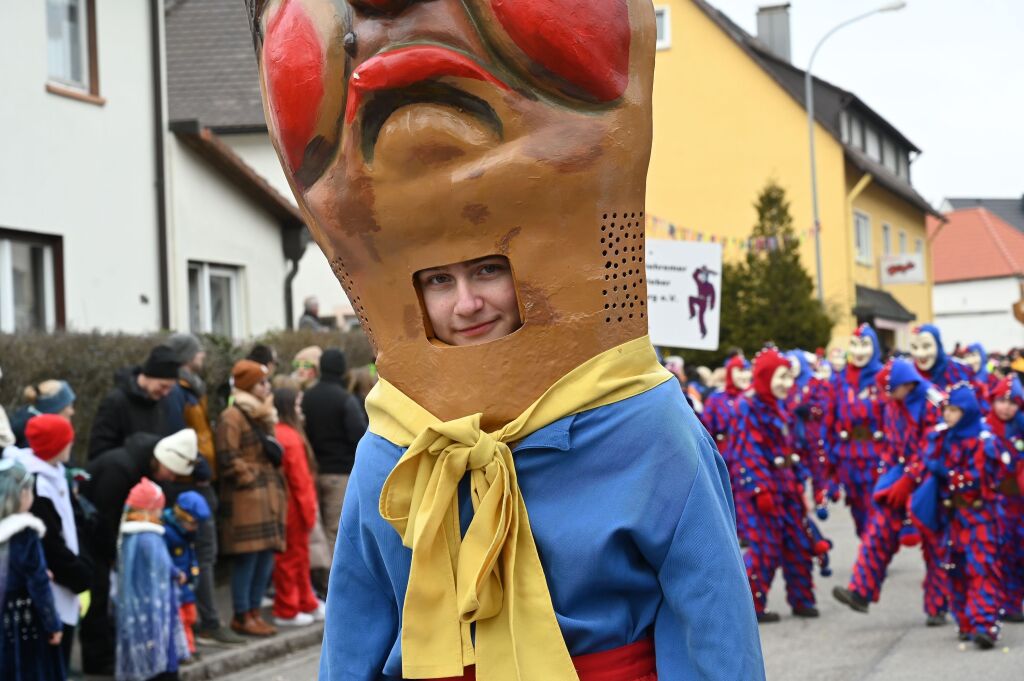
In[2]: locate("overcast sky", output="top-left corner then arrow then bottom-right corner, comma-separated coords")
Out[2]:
703,0 -> 1024,208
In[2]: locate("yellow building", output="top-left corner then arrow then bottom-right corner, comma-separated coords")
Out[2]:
646,1 -> 941,350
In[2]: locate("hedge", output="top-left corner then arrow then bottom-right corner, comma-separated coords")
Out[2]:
0,329 -> 373,466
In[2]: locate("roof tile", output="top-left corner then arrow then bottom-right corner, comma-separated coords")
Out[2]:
928,207 -> 1024,283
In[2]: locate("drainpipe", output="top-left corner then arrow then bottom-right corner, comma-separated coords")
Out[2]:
150,0 -> 170,329
284,257 -> 300,330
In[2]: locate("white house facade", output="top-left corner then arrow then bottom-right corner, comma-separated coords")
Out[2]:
0,0 -> 354,340
933,277 -> 1024,353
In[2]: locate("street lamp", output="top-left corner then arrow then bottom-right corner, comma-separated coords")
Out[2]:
806,1 -> 907,303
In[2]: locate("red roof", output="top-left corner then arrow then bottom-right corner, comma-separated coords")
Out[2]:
928,207 -> 1024,283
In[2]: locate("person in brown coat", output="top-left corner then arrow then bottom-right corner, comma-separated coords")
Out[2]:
216,360 -> 286,638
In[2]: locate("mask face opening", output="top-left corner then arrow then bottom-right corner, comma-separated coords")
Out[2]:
413,254 -> 524,347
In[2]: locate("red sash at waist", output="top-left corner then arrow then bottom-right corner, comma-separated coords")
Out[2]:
424,638 -> 657,681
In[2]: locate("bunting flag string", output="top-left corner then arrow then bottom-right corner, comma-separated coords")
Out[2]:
645,214 -> 816,254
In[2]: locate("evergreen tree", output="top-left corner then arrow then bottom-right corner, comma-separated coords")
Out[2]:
679,181 -> 833,367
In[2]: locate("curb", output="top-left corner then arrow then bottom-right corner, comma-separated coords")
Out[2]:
180,623 -> 324,681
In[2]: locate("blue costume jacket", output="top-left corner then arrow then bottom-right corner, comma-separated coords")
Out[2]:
161,511 -> 199,606
319,381 -> 765,680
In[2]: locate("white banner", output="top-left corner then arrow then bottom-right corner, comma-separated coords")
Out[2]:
879,253 -> 926,285
645,239 -> 723,350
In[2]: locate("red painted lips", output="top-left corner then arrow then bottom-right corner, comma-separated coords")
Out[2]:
344,45 -> 510,124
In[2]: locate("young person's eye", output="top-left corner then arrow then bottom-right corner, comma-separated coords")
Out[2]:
425,273 -> 451,286
478,263 -> 504,276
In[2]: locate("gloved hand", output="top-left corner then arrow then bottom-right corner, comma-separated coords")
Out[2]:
755,492 -> 778,516
873,475 -> 914,510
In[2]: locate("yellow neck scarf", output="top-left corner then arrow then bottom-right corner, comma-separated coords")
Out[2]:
368,336 -> 672,680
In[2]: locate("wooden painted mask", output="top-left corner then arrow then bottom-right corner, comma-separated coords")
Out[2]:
248,0 -> 656,427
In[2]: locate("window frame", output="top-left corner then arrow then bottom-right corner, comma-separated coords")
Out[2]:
45,0 -> 104,106
915,238 -> 924,254
865,125 -> 881,162
188,261 -> 242,339
654,6 -> 672,51
882,223 -> 891,255
898,230 -> 907,254
0,227 -> 65,333
853,210 -> 873,266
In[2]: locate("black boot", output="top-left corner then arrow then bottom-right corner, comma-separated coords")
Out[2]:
974,633 -> 996,650
756,611 -> 781,624
925,613 -> 948,627
792,606 -> 820,618
1003,612 -> 1024,623
832,586 -> 869,613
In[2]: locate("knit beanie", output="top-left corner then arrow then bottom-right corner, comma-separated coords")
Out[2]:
320,348 -> 347,378
34,381 -> 76,415
153,429 -> 199,476
293,345 -> 323,368
142,345 -> 182,379
233,359 -> 269,392
174,490 -> 211,522
25,414 -> 74,461
125,478 -> 165,512
165,333 -> 203,364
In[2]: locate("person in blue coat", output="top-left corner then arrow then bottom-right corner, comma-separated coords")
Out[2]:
162,491 -> 211,656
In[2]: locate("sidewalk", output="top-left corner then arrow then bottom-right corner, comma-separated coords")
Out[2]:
77,577 -> 324,681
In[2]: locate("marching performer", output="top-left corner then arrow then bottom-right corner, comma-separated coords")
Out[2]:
833,358 -> 950,625
825,325 -> 887,537
984,376 -> 1024,622
247,0 -> 765,678
916,385 -> 1002,649
733,348 -> 830,623
702,356 -> 753,543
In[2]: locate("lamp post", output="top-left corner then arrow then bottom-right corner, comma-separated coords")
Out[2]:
807,1 -> 907,303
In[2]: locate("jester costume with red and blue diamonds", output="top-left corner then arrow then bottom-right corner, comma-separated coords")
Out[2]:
917,385 -> 1003,642
825,325 -> 887,537
840,358 -> 949,616
733,349 -> 829,617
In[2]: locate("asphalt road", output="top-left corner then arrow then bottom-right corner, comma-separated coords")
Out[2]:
225,501 -> 1024,680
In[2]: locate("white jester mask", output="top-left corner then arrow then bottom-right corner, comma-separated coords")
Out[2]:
813,360 -> 832,381
770,366 -> 795,400
828,347 -> 846,373
732,366 -> 752,391
963,351 -> 982,374
910,331 -> 938,372
848,334 -> 874,369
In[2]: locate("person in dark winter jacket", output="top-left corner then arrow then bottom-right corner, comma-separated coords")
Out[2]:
77,429 -> 198,675
301,348 -> 367,555
88,345 -> 181,460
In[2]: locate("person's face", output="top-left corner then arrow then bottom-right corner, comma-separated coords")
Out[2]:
251,378 -> 272,400
828,347 -> 847,372
770,366 -> 795,400
848,334 -> 874,369
153,461 -> 178,482
891,382 -> 916,401
296,391 -> 305,422
59,404 -> 75,419
291,361 -> 318,388
963,350 -> 982,374
189,351 -> 207,373
732,367 -> 752,392
813,360 -> 832,381
943,405 -> 963,428
142,376 -> 177,401
19,486 -> 33,513
181,517 -> 199,533
54,443 -> 73,466
994,397 -> 1019,422
910,332 -> 938,371
416,256 -> 522,346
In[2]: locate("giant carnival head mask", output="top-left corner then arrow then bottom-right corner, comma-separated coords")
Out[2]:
909,327 -> 939,372
248,0 -> 656,426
